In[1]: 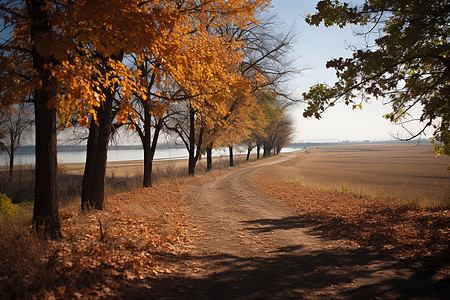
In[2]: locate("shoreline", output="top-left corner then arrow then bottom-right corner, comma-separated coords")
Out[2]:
60,152 -> 265,177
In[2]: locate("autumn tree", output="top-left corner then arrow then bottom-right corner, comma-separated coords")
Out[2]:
62,1 -> 198,208
161,1 -> 271,176
1,0 -> 271,232
244,90 -> 282,159
254,93 -> 293,157
0,0 -> 70,238
197,13 -> 297,169
97,0 -> 269,180
129,56 -> 171,187
0,103 -> 34,185
303,0 -> 450,156
269,114 -> 295,155
0,0 -> 182,231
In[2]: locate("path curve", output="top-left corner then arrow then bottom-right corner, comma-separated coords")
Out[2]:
146,153 -> 448,299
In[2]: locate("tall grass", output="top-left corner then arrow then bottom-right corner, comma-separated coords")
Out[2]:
266,144 -> 450,208
0,213 -> 57,299
0,154 -> 257,207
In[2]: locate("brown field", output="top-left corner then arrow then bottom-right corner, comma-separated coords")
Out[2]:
268,143 -> 450,207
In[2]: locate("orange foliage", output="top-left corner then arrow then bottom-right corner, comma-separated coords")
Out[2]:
1,0 -> 271,128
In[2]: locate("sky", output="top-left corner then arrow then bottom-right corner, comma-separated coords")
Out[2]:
267,0 -> 430,143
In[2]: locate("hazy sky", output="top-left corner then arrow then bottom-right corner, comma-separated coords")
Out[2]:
267,0 -> 430,142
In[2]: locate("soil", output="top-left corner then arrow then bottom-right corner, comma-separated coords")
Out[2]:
121,152 -> 449,299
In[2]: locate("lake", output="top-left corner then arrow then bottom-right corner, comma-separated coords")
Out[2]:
0,141 -> 402,166
0,144 -> 299,166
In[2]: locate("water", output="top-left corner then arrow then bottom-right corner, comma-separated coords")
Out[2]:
2,141 -> 404,166
0,145 -> 190,166
0,144 -> 265,166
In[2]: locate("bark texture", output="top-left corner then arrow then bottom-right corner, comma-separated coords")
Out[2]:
29,0 -> 61,238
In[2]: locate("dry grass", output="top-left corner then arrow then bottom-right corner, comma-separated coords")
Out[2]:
270,143 -> 450,207
0,153 -> 257,298
0,153 -> 256,206
0,213 -> 58,299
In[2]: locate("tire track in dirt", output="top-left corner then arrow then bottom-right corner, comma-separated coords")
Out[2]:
188,154 -> 329,258
143,153 -> 449,299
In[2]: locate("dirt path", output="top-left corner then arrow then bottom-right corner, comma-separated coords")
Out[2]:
137,153 -> 448,299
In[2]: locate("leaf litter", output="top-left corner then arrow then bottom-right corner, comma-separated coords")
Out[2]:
39,182 -> 194,299
249,170 -> 449,275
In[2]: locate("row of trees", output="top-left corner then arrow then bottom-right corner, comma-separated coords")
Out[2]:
0,0 -> 295,237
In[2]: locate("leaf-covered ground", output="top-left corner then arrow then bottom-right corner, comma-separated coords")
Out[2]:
34,182 -> 195,299
249,170 -> 450,273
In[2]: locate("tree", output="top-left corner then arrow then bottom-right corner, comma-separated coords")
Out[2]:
28,0 -> 63,238
1,0 -> 182,230
0,103 -> 33,185
303,0 -> 450,156
164,100 -> 205,176
161,2 -> 272,176
208,91 -> 264,167
80,51 -> 127,210
272,114 -> 295,155
199,13 -> 298,169
130,57 -> 170,187
258,94 -> 293,157
0,0 -> 66,238
243,90 -> 283,158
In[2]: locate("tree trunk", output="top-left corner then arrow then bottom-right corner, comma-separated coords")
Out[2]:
246,146 -> 251,161
263,145 -> 271,158
29,0 -> 61,239
188,106 -> 196,176
206,143 -> 213,171
229,146 -> 234,167
8,146 -> 14,186
142,101 -> 152,187
82,52 -> 122,209
81,119 -> 98,210
143,138 -> 152,187
257,144 -> 261,159
142,115 -> 162,188
33,93 -> 60,238
90,94 -> 113,210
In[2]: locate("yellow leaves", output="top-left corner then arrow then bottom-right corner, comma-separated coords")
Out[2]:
152,102 -> 167,119
78,116 -> 90,127
117,102 -> 135,124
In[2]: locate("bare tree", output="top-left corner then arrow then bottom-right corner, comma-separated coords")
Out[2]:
164,100 -> 204,176
0,103 -> 34,185
217,13 -> 299,97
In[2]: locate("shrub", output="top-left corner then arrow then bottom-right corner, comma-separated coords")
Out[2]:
0,193 -> 19,217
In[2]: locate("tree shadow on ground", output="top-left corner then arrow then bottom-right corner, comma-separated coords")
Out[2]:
118,215 -> 450,299
243,207 -> 450,268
